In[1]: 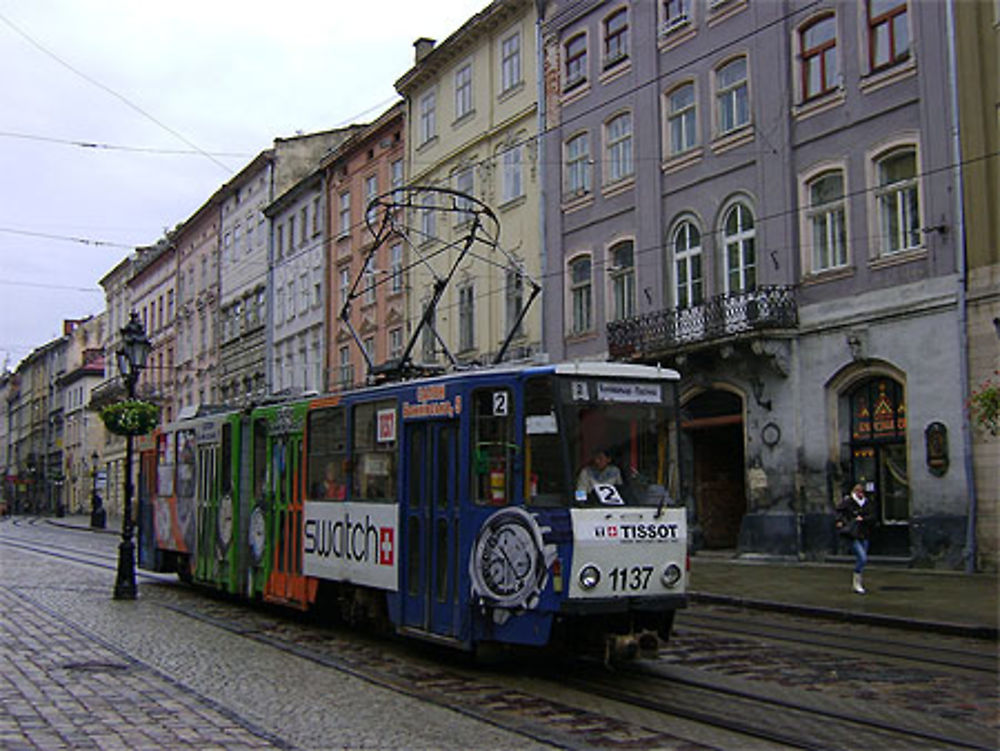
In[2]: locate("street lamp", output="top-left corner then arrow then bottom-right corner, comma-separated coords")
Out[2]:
113,312 -> 151,600
90,450 -> 105,529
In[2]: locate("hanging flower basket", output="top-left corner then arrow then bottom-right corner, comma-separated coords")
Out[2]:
100,400 -> 160,436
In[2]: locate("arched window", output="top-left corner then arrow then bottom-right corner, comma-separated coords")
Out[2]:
722,201 -> 756,293
806,170 -> 847,271
672,220 -> 703,308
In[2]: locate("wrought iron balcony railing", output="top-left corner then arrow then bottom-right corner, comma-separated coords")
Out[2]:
608,285 -> 797,360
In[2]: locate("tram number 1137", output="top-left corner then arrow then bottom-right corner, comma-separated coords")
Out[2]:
609,565 -> 654,592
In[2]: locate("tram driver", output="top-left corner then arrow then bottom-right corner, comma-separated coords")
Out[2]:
575,447 -> 623,503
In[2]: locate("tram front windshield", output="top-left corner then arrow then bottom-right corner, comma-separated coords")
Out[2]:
525,374 -> 677,508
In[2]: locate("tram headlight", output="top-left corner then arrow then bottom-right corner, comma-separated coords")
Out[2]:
579,564 -> 601,590
661,563 -> 682,588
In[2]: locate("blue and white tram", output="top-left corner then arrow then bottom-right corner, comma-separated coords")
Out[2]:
300,360 -> 687,661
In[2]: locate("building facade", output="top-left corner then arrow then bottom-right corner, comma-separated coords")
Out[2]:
322,103 -> 407,389
542,0 -> 974,566
58,314 -> 106,514
267,169 -> 327,395
174,193 -> 222,415
955,0 -> 1000,571
219,131 -> 355,407
129,239 -> 178,423
396,0 -> 544,368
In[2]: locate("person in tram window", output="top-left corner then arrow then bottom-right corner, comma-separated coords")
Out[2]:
321,461 -> 345,500
836,483 -> 878,594
575,447 -> 623,502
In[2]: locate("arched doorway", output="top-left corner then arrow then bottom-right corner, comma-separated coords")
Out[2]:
684,390 -> 746,549
846,376 -> 910,554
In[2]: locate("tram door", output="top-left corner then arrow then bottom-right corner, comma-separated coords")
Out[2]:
265,425 -> 312,610
402,419 -> 459,637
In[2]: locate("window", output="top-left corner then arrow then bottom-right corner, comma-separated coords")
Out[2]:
338,346 -> 352,387
365,175 -> 378,227
565,34 -> 587,89
604,8 -> 629,67
867,0 -> 909,71
389,327 -> 403,359
722,201 -> 756,292
352,400 -> 398,502
501,145 -> 523,203
800,15 -> 838,99
608,240 -> 636,321
459,284 -> 475,351
875,147 -> 919,254
390,243 -> 403,293
284,219 -> 291,252
391,159 -> 404,192
338,192 -> 351,236
312,197 -> 321,235
806,171 -> 847,271
340,266 -> 351,307
286,280 -> 296,318
300,273 -> 309,311
501,31 -> 521,93
306,406 -> 347,500
605,112 -> 633,183
569,255 -> 593,334
419,90 -> 437,144
472,388 -> 515,506
716,57 -> 749,134
667,82 -> 697,155
505,266 -> 524,337
454,166 -> 474,223
455,63 -> 473,120
672,220 -> 703,307
300,207 -> 308,246
420,191 -> 436,241
565,133 -> 592,196
363,336 -> 375,363
661,0 -> 691,33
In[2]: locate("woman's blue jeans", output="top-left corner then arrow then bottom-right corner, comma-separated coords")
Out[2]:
852,538 -> 870,573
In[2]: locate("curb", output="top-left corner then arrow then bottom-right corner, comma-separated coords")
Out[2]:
689,591 -> 999,641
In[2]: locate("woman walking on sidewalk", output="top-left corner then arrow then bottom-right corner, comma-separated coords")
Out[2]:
837,484 -> 878,594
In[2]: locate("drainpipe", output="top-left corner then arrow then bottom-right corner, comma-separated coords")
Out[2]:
944,0 -> 976,573
535,0 -> 548,358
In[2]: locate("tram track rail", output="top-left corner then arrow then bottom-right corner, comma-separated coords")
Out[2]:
677,608 -> 998,674
6,522 -> 998,751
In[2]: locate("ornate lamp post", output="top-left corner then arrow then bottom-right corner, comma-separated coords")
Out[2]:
112,313 -> 151,600
90,450 -> 106,529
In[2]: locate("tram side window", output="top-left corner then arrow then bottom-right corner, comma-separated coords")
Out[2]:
472,388 -> 515,506
176,429 -> 196,501
524,377 -> 568,507
353,400 -> 398,502
157,432 -> 174,497
306,406 -> 347,500
253,419 -> 268,499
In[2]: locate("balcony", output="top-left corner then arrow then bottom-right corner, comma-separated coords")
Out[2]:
608,285 -> 797,360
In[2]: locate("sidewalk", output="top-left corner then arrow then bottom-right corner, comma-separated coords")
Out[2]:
48,514 -> 999,639
688,552 -> 999,639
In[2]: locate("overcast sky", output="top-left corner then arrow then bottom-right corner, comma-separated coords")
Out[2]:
0,0 -> 487,370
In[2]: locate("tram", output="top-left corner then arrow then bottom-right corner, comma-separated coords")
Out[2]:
138,360 -> 688,661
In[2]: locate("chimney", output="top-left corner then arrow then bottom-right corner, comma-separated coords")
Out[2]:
414,37 -> 436,63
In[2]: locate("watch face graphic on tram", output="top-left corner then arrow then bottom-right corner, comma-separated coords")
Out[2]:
470,506 -> 554,614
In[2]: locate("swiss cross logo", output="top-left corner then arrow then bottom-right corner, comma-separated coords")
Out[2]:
379,527 -> 394,565
607,525 -> 619,538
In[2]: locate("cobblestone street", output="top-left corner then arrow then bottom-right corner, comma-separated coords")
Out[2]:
0,523 -> 552,750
